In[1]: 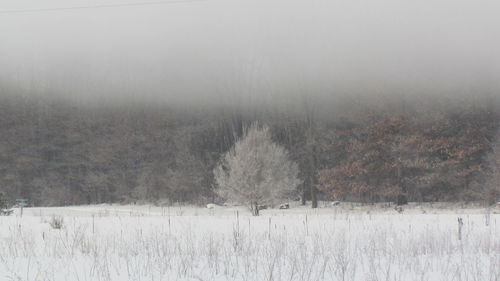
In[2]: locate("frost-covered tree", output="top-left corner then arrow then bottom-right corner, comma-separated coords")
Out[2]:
214,123 -> 300,215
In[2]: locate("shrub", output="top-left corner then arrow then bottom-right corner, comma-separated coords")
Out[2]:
49,216 -> 64,229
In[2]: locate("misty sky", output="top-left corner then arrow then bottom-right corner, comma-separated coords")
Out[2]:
1,0 -> 499,105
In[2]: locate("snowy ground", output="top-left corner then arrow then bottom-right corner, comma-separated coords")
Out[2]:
1,203 -> 499,281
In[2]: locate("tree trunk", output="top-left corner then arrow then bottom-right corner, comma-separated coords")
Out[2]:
251,202 -> 259,216
311,184 -> 318,208
306,132 -> 318,209
301,181 -> 307,205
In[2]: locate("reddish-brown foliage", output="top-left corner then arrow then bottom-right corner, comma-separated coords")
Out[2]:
318,108 -> 497,202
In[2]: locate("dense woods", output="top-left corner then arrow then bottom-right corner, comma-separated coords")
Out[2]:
318,108 -> 498,203
0,94 -> 498,206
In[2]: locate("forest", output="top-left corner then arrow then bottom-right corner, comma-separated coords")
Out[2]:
0,93 -> 498,207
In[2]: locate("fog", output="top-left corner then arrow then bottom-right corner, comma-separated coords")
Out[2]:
1,0 -> 499,107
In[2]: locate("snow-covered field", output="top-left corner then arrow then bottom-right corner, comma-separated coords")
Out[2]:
1,204 -> 499,281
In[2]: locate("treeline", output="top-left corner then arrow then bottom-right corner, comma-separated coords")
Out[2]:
0,94 -> 498,206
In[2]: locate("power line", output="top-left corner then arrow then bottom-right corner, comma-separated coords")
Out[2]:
0,0 -> 207,14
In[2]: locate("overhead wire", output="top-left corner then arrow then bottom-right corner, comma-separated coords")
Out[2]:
0,0 -> 208,14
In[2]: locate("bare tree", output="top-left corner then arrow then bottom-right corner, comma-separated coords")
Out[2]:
0,191 -> 8,210
483,133 -> 500,205
214,123 -> 300,215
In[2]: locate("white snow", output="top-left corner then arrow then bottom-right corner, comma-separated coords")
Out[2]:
1,204 -> 498,281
